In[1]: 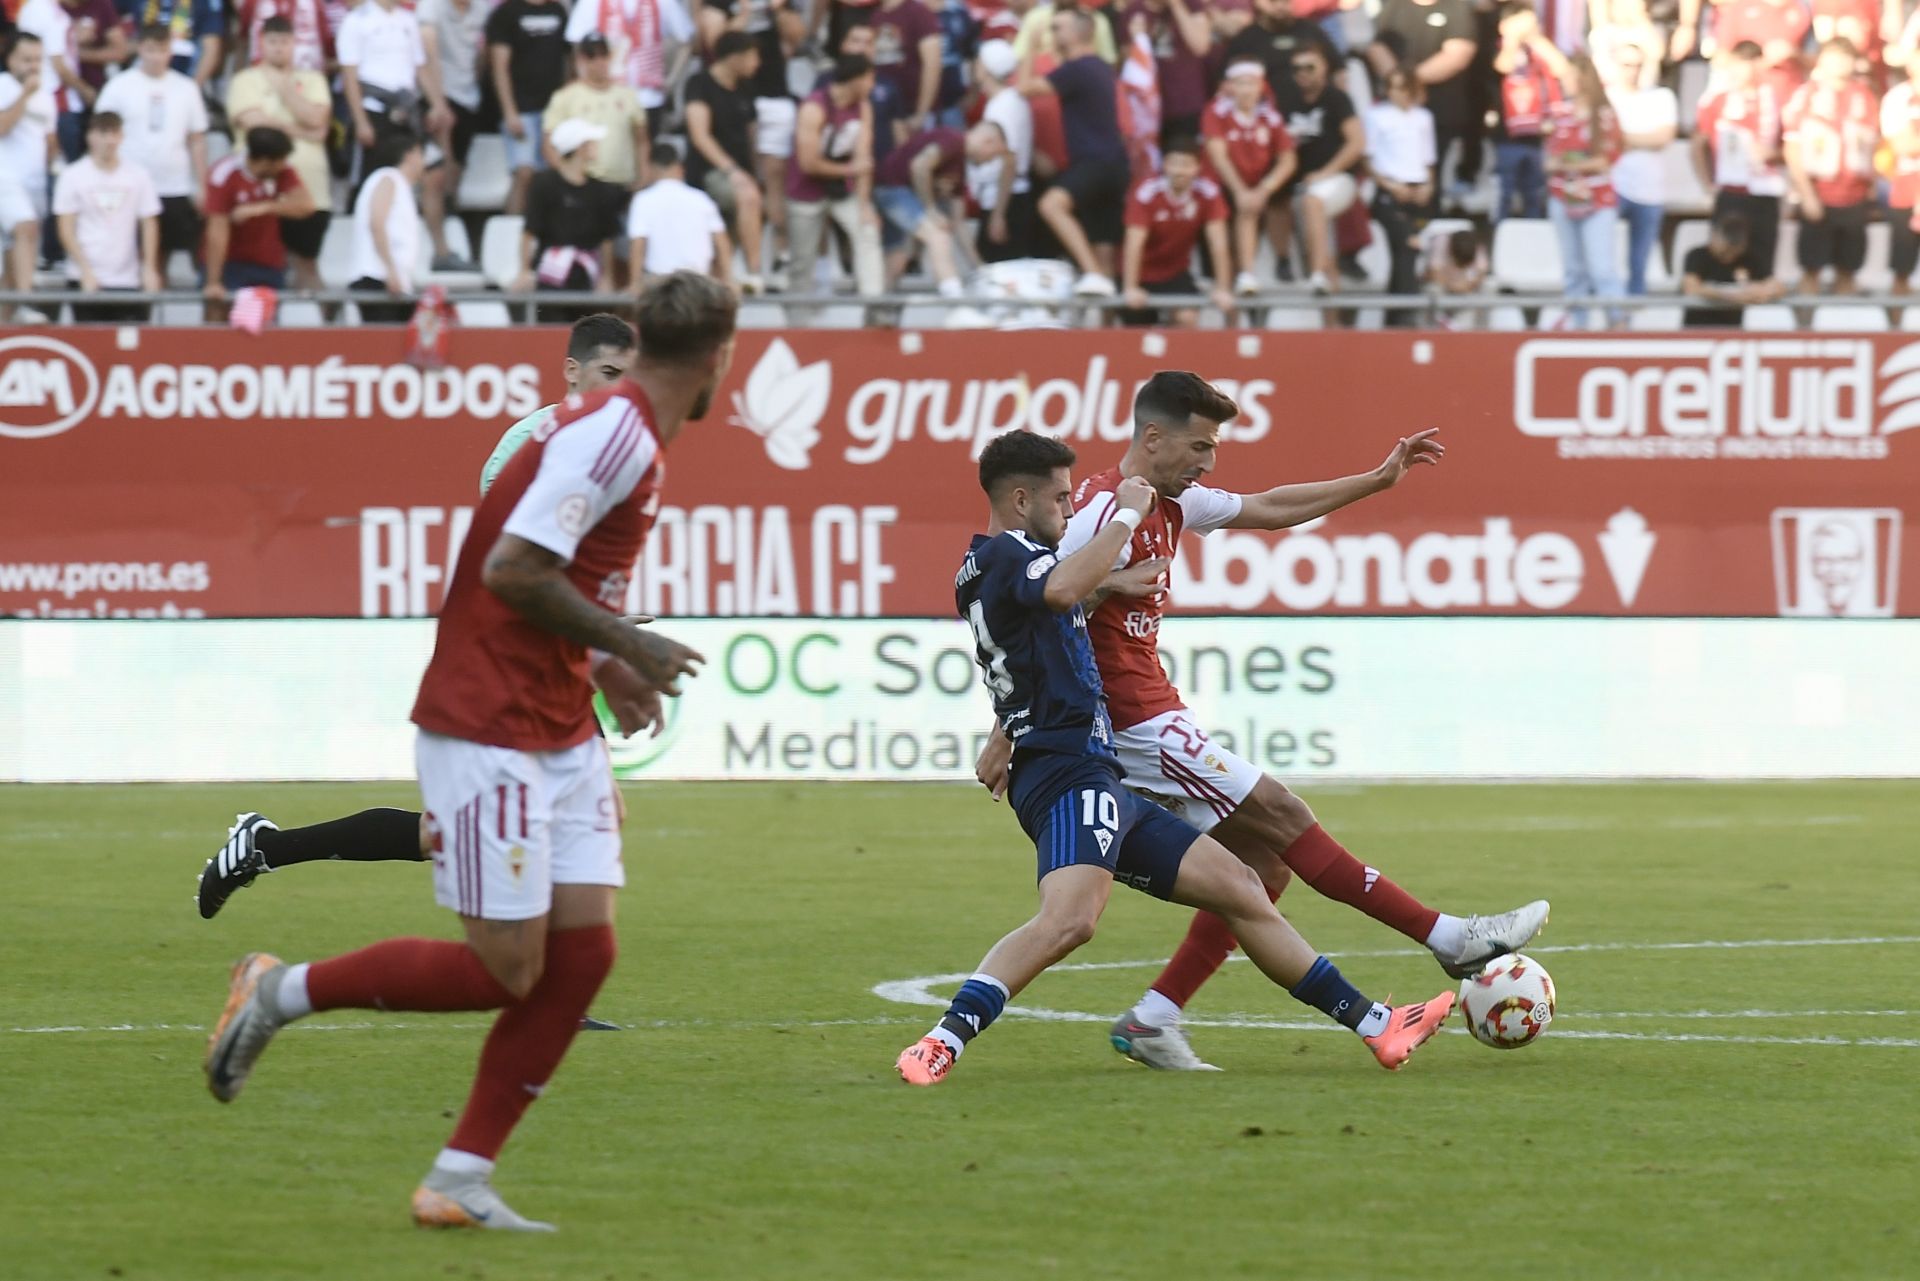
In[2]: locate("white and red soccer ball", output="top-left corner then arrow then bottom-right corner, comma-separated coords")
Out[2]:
1458,953 -> 1556,1048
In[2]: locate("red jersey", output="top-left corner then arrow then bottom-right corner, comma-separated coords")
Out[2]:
1783,78 -> 1879,206
1543,101 -> 1623,210
413,380 -> 666,750
1199,94 -> 1293,187
203,154 -> 305,270
1882,81 -> 1920,207
1813,0 -> 1883,80
1696,84 -> 1789,195
1061,467 -> 1244,730
1123,174 -> 1227,283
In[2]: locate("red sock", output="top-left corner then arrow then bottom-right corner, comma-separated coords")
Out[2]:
1282,824 -> 1438,943
446,924 -> 617,1161
1147,877 -> 1287,1010
306,937 -> 515,1012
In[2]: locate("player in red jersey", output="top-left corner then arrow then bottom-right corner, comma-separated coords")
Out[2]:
976,372 -> 1549,1070
201,273 -> 738,1231
1201,60 -> 1297,296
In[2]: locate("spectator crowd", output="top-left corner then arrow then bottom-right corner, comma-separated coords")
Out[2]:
2,0 -> 1919,327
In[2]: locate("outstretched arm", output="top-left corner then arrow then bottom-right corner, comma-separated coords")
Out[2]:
1226,429 -> 1445,530
1040,476 -> 1157,609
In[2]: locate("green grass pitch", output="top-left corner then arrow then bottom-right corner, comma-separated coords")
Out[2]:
5,780 -> 1917,1280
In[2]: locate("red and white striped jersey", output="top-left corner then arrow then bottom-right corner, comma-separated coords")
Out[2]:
1060,466 -> 1243,731
412,378 -> 665,751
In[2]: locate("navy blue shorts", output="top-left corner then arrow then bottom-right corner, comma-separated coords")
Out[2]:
1009,751 -> 1197,900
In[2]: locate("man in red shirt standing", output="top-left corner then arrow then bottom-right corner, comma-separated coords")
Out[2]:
976,372 -> 1549,1071
1119,135 -> 1234,326
1694,41 -> 1788,279
201,125 -> 315,317
202,274 -> 737,1232
1784,37 -> 1880,294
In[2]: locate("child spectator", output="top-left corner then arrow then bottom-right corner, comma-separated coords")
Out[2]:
1694,41 -> 1787,280
1784,37 -> 1879,296
1490,2 -> 1567,221
1201,59 -> 1296,295
514,118 -> 629,319
1367,66 -> 1437,317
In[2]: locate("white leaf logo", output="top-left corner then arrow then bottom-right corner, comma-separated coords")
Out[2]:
730,338 -> 830,470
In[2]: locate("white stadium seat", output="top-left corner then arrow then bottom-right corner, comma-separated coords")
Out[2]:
317,217 -> 357,287
1657,139 -> 1713,215
1669,219 -> 1710,277
1629,305 -> 1685,330
1264,306 -> 1323,330
1742,305 -> 1796,330
1810,304 -> 1889,331
456,133 -> 512,212
479,215 -> 525,288
455,300 -> 513,327
1491,218 -> 1562,292
278,299 -> 324,326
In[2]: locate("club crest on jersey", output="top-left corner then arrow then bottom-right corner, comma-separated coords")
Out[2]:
1027,554 -> 1057,579
557,493 -> 593,536
597,571 -> 629,607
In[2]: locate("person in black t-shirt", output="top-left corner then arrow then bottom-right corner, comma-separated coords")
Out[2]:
513,118 -> 629,322
1370,0 -> 1479,212
698,0 -> 803,278
1019,8 -> 1130,296
1273,43 -> 1364,294
486,0 -> 571,215
1682,213 -> 1785,327
685,31 -> 768,289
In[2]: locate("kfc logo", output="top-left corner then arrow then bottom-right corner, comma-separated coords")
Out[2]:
1512,338 -> 1920,460
1771,509 -> 1901,617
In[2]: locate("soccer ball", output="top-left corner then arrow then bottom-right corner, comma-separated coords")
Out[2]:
1457,953 -> 1556,1049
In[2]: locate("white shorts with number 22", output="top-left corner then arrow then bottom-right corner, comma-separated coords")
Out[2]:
1112,709 -> 1263,835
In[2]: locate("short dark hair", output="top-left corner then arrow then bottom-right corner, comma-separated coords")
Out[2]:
1730,40 -> 1763,60
978,430 -> 1076,498
568,312 -> 638,362
375,130 -> 424,170
89,111 -> 124,134
634,271 -> 739,363
8,32 -> 43,53
246,126 -> 293,161
1162,133 -> 1200,160
1447,228 -> 1478,268
137,22 -> 172,45
649,139 -> 683,169
713,30 -> 757,61
1712,211 -> 1751,249
1133,371 -> 1239,438
1497,0 -> 1535,21
832,53 -> 874,84
261,15 -> 294,34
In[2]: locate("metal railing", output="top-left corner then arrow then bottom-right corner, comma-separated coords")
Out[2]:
2,287 -> 1911,328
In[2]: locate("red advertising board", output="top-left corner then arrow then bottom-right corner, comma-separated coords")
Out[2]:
1,327 -> 1913,618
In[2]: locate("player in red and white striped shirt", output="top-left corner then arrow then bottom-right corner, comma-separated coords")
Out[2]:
976,373 -> 1550,1070
202,275 -> 738,1232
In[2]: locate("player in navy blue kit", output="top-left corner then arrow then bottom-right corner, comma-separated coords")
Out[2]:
896,431 -> 1456,1085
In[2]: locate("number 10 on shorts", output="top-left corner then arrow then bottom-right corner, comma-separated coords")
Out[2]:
1081,790 -> 1118,830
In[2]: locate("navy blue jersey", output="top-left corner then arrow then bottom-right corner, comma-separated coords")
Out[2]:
955,531 -> 1114,760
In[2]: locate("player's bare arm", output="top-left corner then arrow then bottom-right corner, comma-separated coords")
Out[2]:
1085,555 -> 1172,611
482,533 -> 706,695
1041,476 -> 1158,609
1226,428 -> 1446,531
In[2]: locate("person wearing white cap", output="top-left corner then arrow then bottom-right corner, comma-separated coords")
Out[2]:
1201,59 -> 1297,294
968,38 -> 1033,263
513,116 -> 629,319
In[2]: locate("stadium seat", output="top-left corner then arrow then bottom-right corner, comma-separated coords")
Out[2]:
1657,139 -> 1713,215
1356,218 -> 1391,288
456,134 -> 512,212
1742,305 -> 1796,330
1487,304 -> 1528,330
479,215 -> 525,288
205,130 -> 233,167
455,300 -> 512,327
898,302 -> 952,330
736,302 -> 784,329
278,299 -> 324,326
317,217 -> 357,287
1810,304 -> 1890,331
811,304 -> 868,329
1772,220 -> 1801,285
1630,305 -> 1685,330
1491,218 -> 1562,292
1899,307 -> 1920,331
1677,59 -> 1710,133
1263,305 -> 1323,330
153,301 -> 203,325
